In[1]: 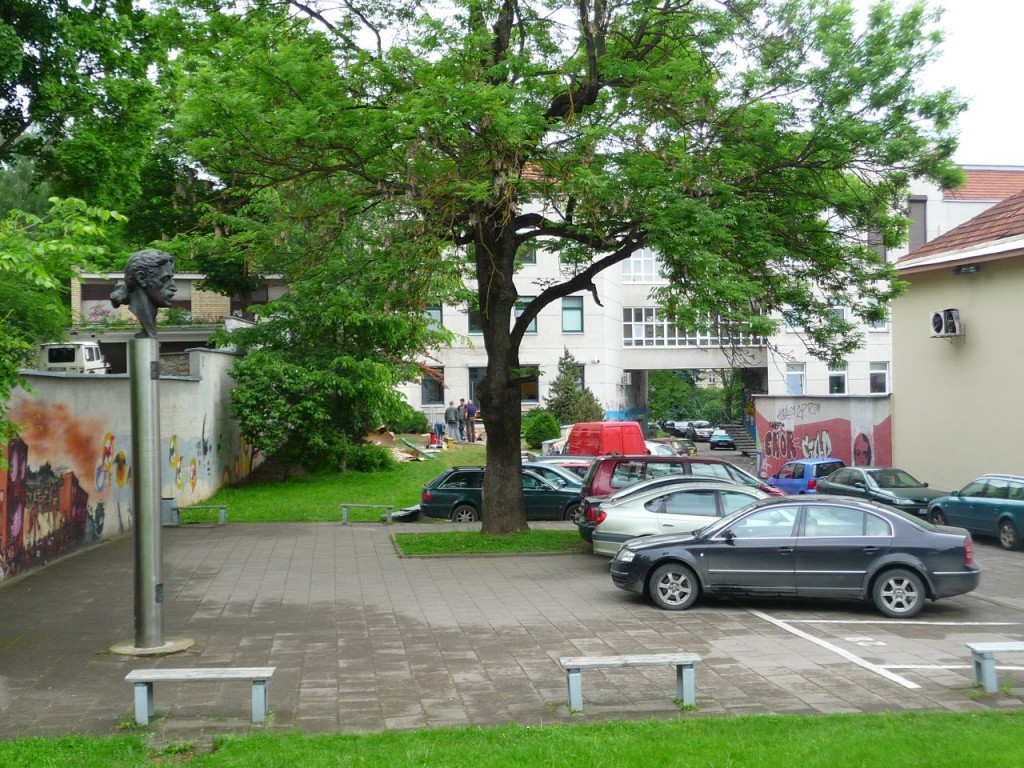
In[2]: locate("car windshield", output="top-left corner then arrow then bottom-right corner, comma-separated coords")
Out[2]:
866,468 -> 923,489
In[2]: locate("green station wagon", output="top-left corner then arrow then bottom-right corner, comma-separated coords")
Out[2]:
420,466 -> 583,523
927,473 -> 1024,550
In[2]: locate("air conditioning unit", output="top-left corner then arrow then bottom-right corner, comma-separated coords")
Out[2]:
620,372 -> 632,385
930,308 -> 963,338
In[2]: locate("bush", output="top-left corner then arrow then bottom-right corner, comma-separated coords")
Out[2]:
344,442 -> 397,472
387,400 -> 431,434
522,409 -> 561,449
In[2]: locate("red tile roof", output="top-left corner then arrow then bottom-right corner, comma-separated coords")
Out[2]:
943,167 -> 1024,201
900,187 -> 1024,262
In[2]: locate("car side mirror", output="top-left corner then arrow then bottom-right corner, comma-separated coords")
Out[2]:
923,482 -> 929,487
722,529 -> 736,543
951,490 -> 960,498
852,480 -> 865,489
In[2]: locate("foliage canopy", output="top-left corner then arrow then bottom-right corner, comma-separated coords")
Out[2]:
167,0 -> 963,532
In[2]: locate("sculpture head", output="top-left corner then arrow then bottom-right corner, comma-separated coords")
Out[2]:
109,249 -> 177,338
125,249 -> 177,308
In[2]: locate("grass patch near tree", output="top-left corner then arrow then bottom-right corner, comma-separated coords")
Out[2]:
192,440 -> 486,522
394,529 -> 587,555
4,712 -> 1024,766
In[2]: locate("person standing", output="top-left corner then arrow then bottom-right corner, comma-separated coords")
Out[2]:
444,400 -> 459,440
457,398 -> 468,441
465,399 -> 477,443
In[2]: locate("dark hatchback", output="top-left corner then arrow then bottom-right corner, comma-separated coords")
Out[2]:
420,466 -> 583,523
816,466 -> 946,518
609,495 -> 980,618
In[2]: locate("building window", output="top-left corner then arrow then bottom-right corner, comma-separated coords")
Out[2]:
786,363 -> 805,395
622,308 -> 763,348
425,305 -> 443,331
828,304 -> 846,323
562,296 -> 584,333
467,306 -> 483,334
828,366 -> 847,395
469,366 -> 486,404
621,248 -> 668,284
520,365 -> 540,402
868,303 -> 889,331
870,362 -> 889,394
515,296 -> 537,334
421,367 -> 444,405
517,246 -> 537,265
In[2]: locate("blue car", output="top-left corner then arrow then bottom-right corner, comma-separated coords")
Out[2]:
767,458 -> 846,495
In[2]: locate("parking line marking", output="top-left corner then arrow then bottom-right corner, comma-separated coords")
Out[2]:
880,664 -> 1024,672
749,609 -> 921,689
784,620 -> 1019,626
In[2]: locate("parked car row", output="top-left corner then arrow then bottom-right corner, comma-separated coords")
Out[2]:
419,448 -> 996,621
773,462 -> 1024,553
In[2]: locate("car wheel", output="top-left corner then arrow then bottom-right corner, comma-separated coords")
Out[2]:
929,508 -> 946,526
998,520 -> 1020,550
564,502 -> 584,525
450,504 -> 478,523
872,568 -> 925,619
648,563 -> 700,611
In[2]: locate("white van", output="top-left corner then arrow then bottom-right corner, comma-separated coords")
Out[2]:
38,342 -> 109,374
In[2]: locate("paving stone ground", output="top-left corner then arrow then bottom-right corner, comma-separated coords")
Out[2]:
1,480 -> 1022,746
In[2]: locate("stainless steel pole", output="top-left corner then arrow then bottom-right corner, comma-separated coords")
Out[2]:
129,337 -> 163,648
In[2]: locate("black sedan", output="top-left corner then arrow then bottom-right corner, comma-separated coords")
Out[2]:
609,496 -> 980,618
816,466 -> 946,518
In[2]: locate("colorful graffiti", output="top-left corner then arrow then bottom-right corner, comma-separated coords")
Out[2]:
756,397 -> 891,478
4,393 -> 255,583
1,438 -> 100,578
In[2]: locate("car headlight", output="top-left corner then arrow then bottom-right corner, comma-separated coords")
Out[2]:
615,547 -> 636,563
891,498 -> 915,506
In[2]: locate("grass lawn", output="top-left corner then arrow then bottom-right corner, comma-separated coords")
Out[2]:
4,711 -> 1024,766
185,439 -> 487,523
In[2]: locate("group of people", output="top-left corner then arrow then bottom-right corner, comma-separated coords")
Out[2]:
444,398 -> 478,443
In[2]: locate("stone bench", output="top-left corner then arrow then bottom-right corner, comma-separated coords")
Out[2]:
559,653 -> 701,712
966,641 -> 1024,693
125,667 -> 275,725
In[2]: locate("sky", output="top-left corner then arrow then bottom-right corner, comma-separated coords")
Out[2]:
907,0 -> 1023,167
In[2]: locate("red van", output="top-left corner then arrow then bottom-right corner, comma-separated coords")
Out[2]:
566,421 -> 647,456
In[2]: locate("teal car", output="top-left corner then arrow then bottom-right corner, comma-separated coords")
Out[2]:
927,473 -> 1024,550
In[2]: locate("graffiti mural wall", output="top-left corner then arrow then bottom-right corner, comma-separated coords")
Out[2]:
754,395 -> 892,478
1,349 -> 254,582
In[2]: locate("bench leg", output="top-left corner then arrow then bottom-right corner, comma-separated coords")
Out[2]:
675,664 -> 695,706
251,680 -> 269,723
133,682 -> 154,725
972,652 -> 999,693
565,668 -> 583,712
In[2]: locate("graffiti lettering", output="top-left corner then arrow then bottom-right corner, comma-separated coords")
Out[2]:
800,430 -> 833,458
762,428 -> 799,461
775,402 -> 821,422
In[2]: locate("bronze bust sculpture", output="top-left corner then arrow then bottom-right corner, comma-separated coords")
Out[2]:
110,249 -> 177,338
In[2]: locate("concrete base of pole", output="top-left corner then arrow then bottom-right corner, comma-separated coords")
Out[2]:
110,637 -> 195,657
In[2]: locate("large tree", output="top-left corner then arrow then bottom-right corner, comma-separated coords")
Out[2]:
170,0 -> 963,533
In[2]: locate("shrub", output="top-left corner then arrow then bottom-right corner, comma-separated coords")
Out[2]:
344,442 -> 397,472
387,400 -> 431,434
523,409 -> 561,449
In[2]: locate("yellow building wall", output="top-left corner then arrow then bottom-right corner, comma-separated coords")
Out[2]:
892,256 -> 1024,490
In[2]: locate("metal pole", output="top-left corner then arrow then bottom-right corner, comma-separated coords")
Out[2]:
129,338 -> 163,649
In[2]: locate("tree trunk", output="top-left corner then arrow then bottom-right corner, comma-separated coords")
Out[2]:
475,215 -> 528,534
